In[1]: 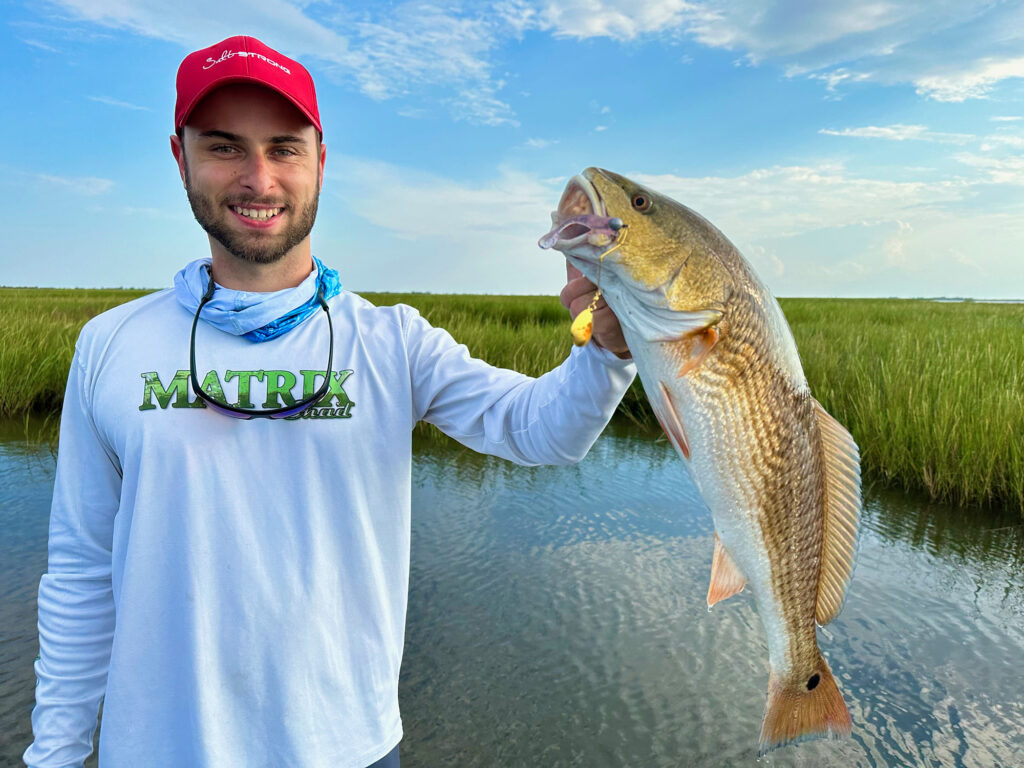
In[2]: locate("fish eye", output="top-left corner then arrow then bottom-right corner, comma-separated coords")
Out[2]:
631,193 -> 652,212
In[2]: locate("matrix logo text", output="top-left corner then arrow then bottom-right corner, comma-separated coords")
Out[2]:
140,369 -> 355,419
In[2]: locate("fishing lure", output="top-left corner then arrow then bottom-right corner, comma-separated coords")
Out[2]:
570,220 -> 627,346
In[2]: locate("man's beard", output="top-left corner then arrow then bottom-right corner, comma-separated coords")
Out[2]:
184,165 -> 319,265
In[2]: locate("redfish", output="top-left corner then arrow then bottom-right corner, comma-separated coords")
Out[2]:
540,168 -> 862,755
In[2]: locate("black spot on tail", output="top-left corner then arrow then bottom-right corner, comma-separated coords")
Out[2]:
806,673 -> 821,691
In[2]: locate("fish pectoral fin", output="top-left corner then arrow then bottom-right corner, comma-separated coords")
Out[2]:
621,300 -> 723,345
654,381 -> 690,459
707,533 -> 746,607
645,308 -> 724,344
676,325 -> 720,377
813,399 -> 863,626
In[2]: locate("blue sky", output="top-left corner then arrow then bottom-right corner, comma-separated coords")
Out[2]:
3,1 -> 1024,298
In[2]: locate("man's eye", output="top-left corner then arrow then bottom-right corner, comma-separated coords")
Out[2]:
211,145 -> 237,154
272,148 -> 298,156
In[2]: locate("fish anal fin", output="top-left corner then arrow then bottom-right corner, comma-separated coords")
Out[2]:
813,399 -> 863,625
655,381 -> 690,459
758,660 -> 851,756
677,325 -> 720,377
707,533 -> 746,607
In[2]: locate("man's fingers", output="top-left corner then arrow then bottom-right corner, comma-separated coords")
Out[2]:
560,276 -> 598,312
590,305 -> 630,356
560,257 -> 630,357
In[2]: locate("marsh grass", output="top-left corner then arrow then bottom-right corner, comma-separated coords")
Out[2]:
1,287 -> 1021,512
0,288 -> 152,416
782,298 -> 1024,511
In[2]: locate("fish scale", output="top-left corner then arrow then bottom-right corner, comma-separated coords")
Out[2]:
673,292 -> 824,669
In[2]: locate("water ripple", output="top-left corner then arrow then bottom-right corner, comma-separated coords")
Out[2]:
2,429 -> 1022,767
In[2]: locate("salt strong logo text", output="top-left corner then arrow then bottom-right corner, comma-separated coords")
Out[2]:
139,369 -> 354,419
203,49 -> 292,74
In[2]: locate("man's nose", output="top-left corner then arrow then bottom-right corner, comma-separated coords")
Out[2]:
236,153 -> 275,196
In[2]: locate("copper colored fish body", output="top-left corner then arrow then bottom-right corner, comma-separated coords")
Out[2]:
540,168 -> 862,755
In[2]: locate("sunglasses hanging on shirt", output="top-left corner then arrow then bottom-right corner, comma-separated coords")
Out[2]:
189,266 -> 334,419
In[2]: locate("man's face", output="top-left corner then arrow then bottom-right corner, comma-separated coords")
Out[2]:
171,84 -> 325,265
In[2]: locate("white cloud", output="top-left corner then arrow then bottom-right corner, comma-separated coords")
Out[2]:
622,164 -> 1024,297
512,0 -> 1024,102
914,56 -> 1024,101
820,124 -> 973,144
326,157 -> 565,293
47,0 -> 517,126
594,125 -> 608,132
49,0 -> 352,56
821,123 -> 1024,155
445,88 -> 518,128
22,38 -> 60,52
346,4 -> 506,114
42,0 -> 1024,119
524,137 -> 557,148
745,244 -> 785,278
396,106 -> 430,119
88,95 -> 151,111
882,219 -> 914,269
686,1 -> 906,60
336,158 -> 557,241
991,116 -> 1022,122
806,67 -> 872,94
528,0 -> 694,39
35,173 -> 115,195
953,153 -> 1024,185
631,164 -> 969,241
318,157 -> 1024,298
979,134 -> 1024,151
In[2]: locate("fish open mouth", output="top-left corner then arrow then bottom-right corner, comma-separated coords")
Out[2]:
538,174 -> 621,249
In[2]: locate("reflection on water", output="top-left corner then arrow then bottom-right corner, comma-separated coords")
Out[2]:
402,425 -> 1024,768
1,422 -> 1022,767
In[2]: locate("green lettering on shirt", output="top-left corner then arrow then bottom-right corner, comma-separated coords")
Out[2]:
139,370 -> 202,410
263,370 -> 297,408
225,369 -> 265,409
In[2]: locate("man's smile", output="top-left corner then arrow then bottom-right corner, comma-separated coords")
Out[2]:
229,205 -> 285,228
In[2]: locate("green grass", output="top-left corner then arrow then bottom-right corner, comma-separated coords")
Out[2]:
2,287 -> 1021,513
0,288 -> 153,415
781,298 -> 1024,512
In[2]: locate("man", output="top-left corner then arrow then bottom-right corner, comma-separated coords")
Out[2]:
25,36 -> 634,768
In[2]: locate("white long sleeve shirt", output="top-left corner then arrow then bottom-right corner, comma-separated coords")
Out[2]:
24,288 -> 635,768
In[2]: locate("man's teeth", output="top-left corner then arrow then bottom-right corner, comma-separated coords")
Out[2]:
232,206 -> 282,220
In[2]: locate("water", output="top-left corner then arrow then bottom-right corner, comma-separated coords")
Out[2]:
2,423 -> 1022,767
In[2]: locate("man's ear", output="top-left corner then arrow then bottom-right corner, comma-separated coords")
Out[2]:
318,141 -> 327,193
170,134 -> 187,185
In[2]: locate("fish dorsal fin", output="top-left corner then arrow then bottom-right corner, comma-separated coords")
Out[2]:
813,399 -> 862,625
707,532 -> 746,607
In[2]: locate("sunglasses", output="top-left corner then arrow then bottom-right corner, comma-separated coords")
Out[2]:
189,268 -> 334,419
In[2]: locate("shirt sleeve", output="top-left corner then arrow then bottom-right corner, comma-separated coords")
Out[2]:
405,307 -> 636,465
24,344 -> 120,768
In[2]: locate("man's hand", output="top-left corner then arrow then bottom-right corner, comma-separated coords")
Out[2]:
559,262 -> 631,359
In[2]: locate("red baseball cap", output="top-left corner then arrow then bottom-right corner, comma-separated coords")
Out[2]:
175,36 -> 322,135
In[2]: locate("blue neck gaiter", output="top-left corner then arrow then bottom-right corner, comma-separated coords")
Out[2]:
173,256 -> 342,342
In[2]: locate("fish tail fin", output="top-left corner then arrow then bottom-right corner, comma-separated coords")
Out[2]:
758,658 -> 851,756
